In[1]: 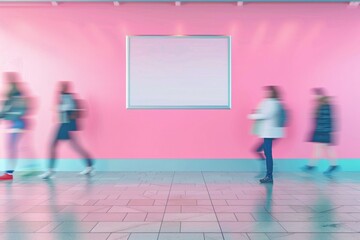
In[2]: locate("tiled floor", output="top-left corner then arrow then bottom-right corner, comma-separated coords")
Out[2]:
1,172 -> 360,240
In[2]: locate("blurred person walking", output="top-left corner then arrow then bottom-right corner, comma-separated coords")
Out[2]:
0,72 -> 29,181
303,88 -> 338,175
40,81 -> 94,179
248,86 -> 287,184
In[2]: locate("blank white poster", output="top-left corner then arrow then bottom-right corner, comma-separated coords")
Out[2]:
126,36 -> 231,109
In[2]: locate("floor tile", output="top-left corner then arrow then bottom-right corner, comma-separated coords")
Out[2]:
158,233 -> 204,240
91,222 -> 161,233
82,213 -> 126,222
223,233 -> 250,240
160,222 -> 181,232
205,233 -> 225,240
220,222 -> 286,233
279,221 -> 356,233
128,233 -> 158,240
52,222 -> 97,232
164,213 -> 217,222
0,233 -> 110,240
107,233 -> 130,240
123,213 -> 147,222
266,233 -> 360,240
181,222 -> 221,232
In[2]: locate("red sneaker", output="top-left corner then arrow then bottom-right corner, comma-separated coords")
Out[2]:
0,174 -> 13,181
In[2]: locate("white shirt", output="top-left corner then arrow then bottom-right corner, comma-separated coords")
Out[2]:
248,98 -> 285,139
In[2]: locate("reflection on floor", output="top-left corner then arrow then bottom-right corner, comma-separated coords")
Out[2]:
1,172 -> 360,240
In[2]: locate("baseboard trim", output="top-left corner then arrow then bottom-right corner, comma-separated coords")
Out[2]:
2,158 -> 360,172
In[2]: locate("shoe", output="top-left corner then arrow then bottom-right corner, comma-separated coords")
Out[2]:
79,167 -> 94,176
302,165 -> 316,172
324,165 -> 339,175
0,173 -> 13,181
260,176 -> 273,184
39,170 -> 54,179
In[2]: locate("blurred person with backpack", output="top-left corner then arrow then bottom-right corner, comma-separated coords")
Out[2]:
0,72 -> 29,180
303,88 -> 338,175
248,86 -> 287,184
40,81 -> 94,179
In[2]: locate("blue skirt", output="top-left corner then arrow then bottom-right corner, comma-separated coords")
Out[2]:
310,131 -> 332,144
55,123 -> 71,140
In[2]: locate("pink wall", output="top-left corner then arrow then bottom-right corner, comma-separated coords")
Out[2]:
0,3 -> 359,159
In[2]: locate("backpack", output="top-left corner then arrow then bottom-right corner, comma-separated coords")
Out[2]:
278,103 -> 288,128
72,98 -> 86,119
67,96 -> 86,131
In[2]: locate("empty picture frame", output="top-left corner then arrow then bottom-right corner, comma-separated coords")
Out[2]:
126,35 -> 231,109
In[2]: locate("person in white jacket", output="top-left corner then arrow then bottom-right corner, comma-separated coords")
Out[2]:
248,86 -> 285,183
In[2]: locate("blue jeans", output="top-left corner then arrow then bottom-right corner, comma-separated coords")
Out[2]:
6,132 -> 23,172
263,138 -> 274,177
255,139 -> 277,161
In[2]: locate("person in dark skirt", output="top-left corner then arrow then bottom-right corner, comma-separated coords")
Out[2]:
303,88 -> 338,174
39,81 -> 94,179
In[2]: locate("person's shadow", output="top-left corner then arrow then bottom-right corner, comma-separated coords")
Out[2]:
310,185 -> 337,240
4,182 -> 28,240
45,179 -> 79,240
255,183 -> 275,223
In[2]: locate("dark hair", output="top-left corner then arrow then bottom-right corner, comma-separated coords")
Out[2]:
59,81 -> 72,94
312,88 -> 330,105
266,86 -> 280,99
312,88 -> 325,96
3,72 -> 22,98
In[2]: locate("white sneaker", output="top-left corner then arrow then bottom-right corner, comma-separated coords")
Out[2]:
79,167 -> 94,176
39,170 -> 54,179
